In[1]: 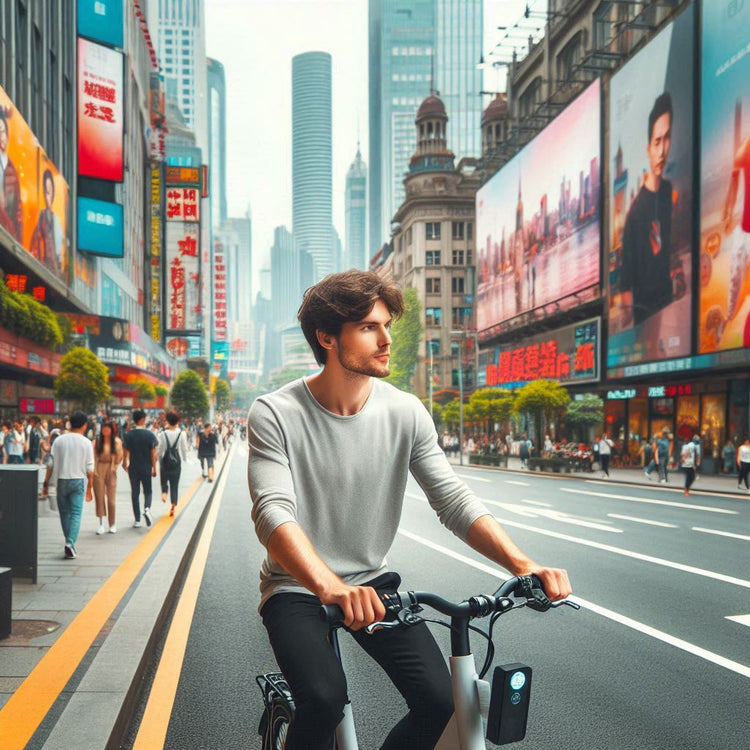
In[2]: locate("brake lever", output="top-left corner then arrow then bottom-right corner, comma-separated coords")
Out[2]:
364,606 -> 424,634
550,599 -> 581,610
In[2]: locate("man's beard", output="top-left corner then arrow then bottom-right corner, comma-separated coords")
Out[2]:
335,344 -> 390,378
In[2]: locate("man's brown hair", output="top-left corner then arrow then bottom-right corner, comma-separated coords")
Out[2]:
298,270 -> 405,365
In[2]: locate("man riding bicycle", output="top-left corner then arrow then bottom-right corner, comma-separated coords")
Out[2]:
247,270 -> 571,749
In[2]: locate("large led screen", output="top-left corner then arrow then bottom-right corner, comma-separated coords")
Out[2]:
0,85 -> 70,283
476,80 -> 601,333
77,38 -> 124,181
607,3 -> 694,370
699,1 -> 750,353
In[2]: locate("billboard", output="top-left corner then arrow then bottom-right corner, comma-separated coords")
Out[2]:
607,3 -> 694,371
77,0 -> 124,48
150,167 -> 163,343
0,85 -> 70,283
481,318 -> 600,388
476,80 -> 601,333
213,239 -> 227,343
699,0 -> 750,353
77,38 -> 124,181
165,222 -> 200,332
78,196 -> 123,257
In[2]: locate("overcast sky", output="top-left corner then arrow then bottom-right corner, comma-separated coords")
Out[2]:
204,0 -> 547,287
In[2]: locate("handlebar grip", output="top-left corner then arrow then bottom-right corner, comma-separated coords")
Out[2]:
319,604 -> 345,627
524,575 -> 553,612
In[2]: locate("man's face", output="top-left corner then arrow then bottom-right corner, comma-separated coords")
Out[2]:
44,177 -> 54,208
647,112 -> 672,179
0,120 -> 7,153
332,299 -> 393,379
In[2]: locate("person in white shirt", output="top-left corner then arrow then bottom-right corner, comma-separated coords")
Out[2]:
737,438 -> 750,491
41,411 -> 95,559
157,410 -> 189,517
597,433 -> 613,478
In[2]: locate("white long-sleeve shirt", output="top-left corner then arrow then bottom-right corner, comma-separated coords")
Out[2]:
157,428 -> 189,462
248,378 -> 491,609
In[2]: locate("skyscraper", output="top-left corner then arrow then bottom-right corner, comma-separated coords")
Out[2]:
435,0 -> 483,161
292,51 -> 333,281
207,58 -> 227,229
368,0 -> 483,255
345,145 -> 368,269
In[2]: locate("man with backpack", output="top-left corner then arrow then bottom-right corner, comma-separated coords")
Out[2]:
680,434 -> 701,497
653,427 -> 673,483
158,410 -> 188,517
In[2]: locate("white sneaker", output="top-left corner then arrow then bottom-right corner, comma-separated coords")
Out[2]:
133,520 -> 142,528
144,507 -> 152,526
96,523 -> 105,535
109,525 -> 117,534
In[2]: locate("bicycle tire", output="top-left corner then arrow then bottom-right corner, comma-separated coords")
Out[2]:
260,694 -> 292,750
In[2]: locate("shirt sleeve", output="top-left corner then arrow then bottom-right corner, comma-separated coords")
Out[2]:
408,400 -> 491,540
86,440 -> 95,474
157,431 -> 166,459
247,398 -> 298,547
178,431 -> 188,462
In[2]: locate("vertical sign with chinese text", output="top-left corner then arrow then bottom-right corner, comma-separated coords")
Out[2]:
150,166 -> 163,343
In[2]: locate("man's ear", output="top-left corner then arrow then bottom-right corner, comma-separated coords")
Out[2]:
316,329 -> 336,352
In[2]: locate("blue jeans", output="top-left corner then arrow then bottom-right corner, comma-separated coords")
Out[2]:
57,478 -> 86,548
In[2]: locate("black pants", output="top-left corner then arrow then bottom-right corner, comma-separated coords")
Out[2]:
683,466 -> 696,491
160,465 -> 181,504
260,573 -> 453,750
600,453 -> 610,476
739,461 -> 750,489
129,469 -> 153,521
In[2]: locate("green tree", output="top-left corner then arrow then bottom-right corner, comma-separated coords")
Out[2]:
170,369 -> 210,421
468,388 -> 515,436
385,286 -> 422,393
134,378 -> 156,406
54,347 -> 112,412
155,384 -> 169,399
214,378 -> 231,412
442,399 -> 460,429
564,394 -> 604,442
513,379 -> 571,449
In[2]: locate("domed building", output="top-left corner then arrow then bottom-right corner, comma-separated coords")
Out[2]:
389,93 -> 481,402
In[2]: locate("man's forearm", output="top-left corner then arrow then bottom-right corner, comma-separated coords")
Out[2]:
464,514 -> 535,576
266,521 -> 343,599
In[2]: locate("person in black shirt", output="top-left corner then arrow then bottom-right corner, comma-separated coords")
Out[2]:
196,422 -> 218,482
619,92 -> 674,328
122,409 -> 158,527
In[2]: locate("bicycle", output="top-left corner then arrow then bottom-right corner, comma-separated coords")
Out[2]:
256,575 -> 578,749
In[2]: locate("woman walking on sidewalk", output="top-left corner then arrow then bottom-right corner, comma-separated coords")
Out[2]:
158,410 -> 188,517
196,422 -> 219,482
92,421 -> 123,534
737,437 -> 750,491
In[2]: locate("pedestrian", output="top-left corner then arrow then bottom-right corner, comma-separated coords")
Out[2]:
722,439 -> 736,475
122,408 -> 158,527
196,422 -> 218,482
519,432 -> 531,469
247,269 -> 571,749
5,420 -> 25,464
680,434 -> 701,497
737,437 -> 750,491
92,420 -> 123,534
597,433 -> 613,478
654,428 -> 672,483
40,410 -> 94,559
158,410 -> 188,517
27,416 -> 47,464
641,437 -> 655,479
544,434 -> 553,456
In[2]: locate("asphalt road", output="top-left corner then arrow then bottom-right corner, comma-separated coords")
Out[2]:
148,442 -> 749,749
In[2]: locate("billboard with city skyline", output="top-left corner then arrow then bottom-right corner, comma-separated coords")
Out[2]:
699,0 -> 750,354
606,3 -> 694,372
475,79 -> 601,334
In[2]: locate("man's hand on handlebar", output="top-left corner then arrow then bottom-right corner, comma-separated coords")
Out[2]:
517,566 -> 572,603
318,582 -> 386,631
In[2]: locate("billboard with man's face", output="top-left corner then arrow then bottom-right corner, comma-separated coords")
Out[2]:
0,84 -> 70,284
699,0 -> 750,353
476,80 -> 601,334
606,3 -> 694,373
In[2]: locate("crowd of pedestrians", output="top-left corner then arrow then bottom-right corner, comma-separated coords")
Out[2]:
1,409 -> 235,560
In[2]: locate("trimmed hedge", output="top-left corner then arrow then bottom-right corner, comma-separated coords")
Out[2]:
0,276 -> 63,349
469,454 -> 508,468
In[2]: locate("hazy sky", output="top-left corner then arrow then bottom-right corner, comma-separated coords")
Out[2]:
204,0 -> 547,286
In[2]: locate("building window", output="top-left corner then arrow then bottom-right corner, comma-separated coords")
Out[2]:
426,277 -> 441,294
407,255 -> 413,269
407,226 -> 413,245
426,222 -> 441,240
519,76 -> 542,118
452,249 -> 465,265
452,222 -> 464,240
452,307 -> 471,327
467,248 -> 473,265
557,32 -> 583,85
426,307 -> 442,326
428,338 -> 441,356
426,249 -> 441,265
467,222 -> 473,241
452,277 -> 465,294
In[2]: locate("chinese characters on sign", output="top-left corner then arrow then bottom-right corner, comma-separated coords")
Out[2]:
150,167 -> 163,343
166,222 -> 200,331
484,318 -> 600,387
166,188 -> 200,222
213,240 -> 227,343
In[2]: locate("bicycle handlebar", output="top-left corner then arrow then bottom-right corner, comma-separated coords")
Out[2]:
319,575 -> 557,629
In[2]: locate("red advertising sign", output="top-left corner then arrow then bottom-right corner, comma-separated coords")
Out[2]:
77,38 -> 124,181
165,222 -> 200,331
213,240 -> 227,342
166,188 -> 200,222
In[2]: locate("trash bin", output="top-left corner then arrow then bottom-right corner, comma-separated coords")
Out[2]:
0,466 -> 40,584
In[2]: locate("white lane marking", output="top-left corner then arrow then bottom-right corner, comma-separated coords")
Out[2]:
397,528 -> 750,680
692,527 -> 750,542
523,500 -> 553,508
561,487 -> 737,515
480,498 -> 622,533
607,514 -> 679,528
584,479 -> 741,499
726,614 -> 750,628
506,480 -> 530,487
492,516 -> 750,589
455,474 -> 492,483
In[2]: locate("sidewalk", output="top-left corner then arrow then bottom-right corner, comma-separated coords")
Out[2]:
449,454 -> 749,496
0,443 -> 232,749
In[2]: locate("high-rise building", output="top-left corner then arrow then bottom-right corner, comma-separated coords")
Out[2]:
207,58 -> 227,229
368,1 -> 483,256
345,145 -> 368,269
292,51 -> 333,281
435,0 -> 483,161
224,212 -> 252,323
156,0 -> 208,150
